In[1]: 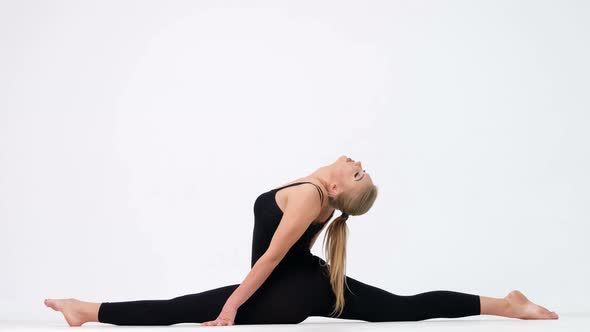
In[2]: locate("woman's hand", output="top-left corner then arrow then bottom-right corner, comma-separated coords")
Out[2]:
201,304 -> 238,326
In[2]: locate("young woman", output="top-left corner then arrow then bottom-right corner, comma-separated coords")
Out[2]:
44,155 -> 559,326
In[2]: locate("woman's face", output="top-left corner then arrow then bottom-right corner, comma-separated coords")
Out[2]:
331,155 -> 371,196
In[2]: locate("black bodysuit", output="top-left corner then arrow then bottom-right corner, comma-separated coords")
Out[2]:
98,182 -> 481,325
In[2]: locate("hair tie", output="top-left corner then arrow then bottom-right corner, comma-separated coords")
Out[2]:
341,212 -> 349,220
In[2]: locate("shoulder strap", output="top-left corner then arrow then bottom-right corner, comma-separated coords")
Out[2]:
274,181 -> 324,206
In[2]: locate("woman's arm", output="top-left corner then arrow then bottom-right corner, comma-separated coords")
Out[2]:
202,184 -> 322,326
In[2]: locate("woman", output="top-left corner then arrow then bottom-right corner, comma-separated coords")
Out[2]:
44,155 -> 559,326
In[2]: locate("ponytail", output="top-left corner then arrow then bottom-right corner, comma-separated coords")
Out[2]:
321,212 -> 353,317
321,183 -> 378,317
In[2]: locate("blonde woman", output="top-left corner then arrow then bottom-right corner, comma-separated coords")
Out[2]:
44,155 -> 558,326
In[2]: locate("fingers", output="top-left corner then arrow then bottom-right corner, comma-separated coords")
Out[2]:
201,319 -> 235,326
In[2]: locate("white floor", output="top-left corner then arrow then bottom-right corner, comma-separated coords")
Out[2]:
1,314 -> 588,332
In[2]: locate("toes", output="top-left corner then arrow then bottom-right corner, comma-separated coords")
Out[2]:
535,307 -> 559,320
44,299 -> 57,310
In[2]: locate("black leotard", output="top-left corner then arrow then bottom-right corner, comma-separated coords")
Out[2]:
97,182 -> 480,325
251,181 -> 334,269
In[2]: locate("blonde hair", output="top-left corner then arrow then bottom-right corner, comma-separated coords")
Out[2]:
320,184 -> 378,317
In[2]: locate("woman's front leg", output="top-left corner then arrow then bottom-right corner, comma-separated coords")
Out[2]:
44,283 -> 240,326
44,298 -> 100,326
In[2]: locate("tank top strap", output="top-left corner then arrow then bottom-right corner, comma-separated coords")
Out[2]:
273,181 -> 324,206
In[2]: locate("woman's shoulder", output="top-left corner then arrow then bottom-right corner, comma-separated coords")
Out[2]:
273,177 -> 335,224
274,177 -> 323,192
274,177 -> 328,208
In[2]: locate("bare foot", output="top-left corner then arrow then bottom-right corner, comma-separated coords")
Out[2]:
44,298 -> 87,326
504,290 -> 559,320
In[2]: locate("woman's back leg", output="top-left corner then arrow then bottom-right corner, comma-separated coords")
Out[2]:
315,274 -> 481,322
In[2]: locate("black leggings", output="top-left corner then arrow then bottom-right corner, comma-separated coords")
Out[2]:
98,257 -> 481,325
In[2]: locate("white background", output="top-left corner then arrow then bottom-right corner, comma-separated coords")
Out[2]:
1,0 -> 588,321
